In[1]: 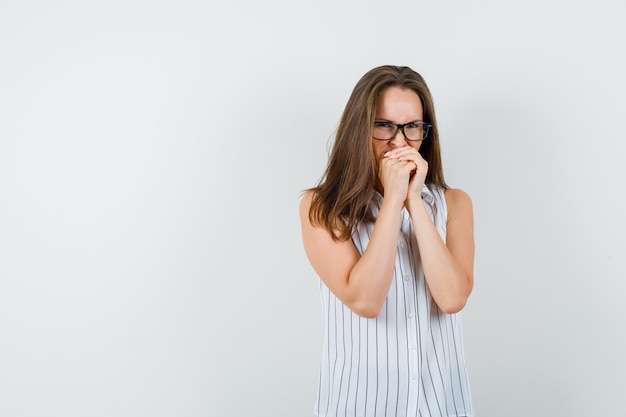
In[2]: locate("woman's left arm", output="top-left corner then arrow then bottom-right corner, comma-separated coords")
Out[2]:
406,188 -> 474,314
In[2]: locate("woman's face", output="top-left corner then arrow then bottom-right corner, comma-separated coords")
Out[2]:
372,87 -> 424,163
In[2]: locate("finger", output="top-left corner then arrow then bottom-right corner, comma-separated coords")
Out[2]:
380,160 -> 415,179
384,147 -> 412,158
394,160 -> 419,176
385,148 -> 421,161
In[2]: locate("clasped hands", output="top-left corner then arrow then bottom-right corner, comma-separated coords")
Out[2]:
378,146 -> 428,206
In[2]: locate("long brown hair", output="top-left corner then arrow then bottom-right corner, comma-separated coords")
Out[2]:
308,65 -> 448,241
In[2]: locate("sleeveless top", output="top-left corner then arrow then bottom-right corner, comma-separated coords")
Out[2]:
314,186 -> 474,417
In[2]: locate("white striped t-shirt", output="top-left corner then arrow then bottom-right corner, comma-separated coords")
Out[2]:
314,186 -> 474,417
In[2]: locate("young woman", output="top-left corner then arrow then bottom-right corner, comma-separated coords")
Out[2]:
299,66 -> 474,417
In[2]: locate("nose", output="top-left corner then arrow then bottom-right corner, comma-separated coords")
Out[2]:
389,127 -> 408,147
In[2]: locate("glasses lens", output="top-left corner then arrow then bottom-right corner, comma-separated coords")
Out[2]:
373,123 -> 395,140
404,123 -> 427,140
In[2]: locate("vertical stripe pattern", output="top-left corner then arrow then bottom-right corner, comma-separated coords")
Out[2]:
314,186 -> 474,417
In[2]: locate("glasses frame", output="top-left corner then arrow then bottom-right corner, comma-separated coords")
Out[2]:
372,121 -> 433,142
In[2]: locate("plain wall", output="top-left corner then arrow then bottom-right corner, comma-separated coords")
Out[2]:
1,0 -> 625,416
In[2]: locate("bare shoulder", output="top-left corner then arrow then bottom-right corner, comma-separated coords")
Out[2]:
299,190 -> 316,221
443,188 -> 473,222
444,188 -> 472,206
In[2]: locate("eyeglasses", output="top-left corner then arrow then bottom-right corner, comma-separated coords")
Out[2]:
372,121 -> 432,141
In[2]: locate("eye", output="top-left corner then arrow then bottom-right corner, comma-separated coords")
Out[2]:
405,122 -> 422,129
374,122 -> 394,131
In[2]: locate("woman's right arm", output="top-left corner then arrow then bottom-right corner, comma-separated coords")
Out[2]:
299,190 -> 404,318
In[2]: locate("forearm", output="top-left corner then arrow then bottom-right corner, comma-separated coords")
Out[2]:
406,198 -> 473,313
346,198 -> 404,317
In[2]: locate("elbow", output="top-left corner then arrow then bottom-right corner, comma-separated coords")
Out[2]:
350,299 -> 384,319
341,283 -> 386,318
440,303 -> 465,315
436,275 -> 473,314
354,306 -> 381,319
437,297 -> 468,314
